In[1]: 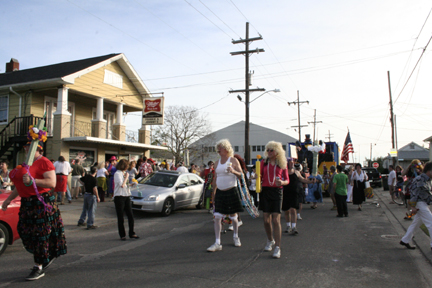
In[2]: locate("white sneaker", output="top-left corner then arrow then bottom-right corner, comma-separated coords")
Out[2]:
297,214 -> 302,220
285,226 -> 292,233
228,225 -> 233,231
234,237 -> 241,247
273,246 -> 281,258
207,243 -> 222,252
238,221 -> 243,227
264,239 -> 275,251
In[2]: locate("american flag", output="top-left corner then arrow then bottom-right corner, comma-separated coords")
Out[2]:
341,131 -> 354,163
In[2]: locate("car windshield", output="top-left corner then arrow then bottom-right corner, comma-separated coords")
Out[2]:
140,173 -> 178,188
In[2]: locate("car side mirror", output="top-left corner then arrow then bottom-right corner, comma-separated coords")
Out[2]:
177,184 -> 186,189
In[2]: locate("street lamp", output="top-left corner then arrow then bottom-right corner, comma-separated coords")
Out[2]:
237,89 -> 280,164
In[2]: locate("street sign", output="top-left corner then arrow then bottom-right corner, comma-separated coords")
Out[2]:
390,149 -> 398,158
373,162 -> 379,168
142,97 -> 164,125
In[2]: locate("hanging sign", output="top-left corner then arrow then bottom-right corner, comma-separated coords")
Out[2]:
142,97 -> 164,125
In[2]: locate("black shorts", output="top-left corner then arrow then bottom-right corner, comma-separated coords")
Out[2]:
259,186 -> 282,213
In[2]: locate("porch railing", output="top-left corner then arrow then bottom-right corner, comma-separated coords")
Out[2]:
71,120 -> 92,137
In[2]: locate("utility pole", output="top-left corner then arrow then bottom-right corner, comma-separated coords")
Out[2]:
307,109 -> 322,143
288,90 -> 309,142
325,130 -> 333,142
388,71 -> 396,166
229,22 -> 265,165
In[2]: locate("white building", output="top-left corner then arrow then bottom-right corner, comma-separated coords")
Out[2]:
188,121 -> 297,166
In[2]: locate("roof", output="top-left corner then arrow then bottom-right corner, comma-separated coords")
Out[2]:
0,53 -> 151,96
0,54 -> 120,87
397,141 -> 429,160
190,121 -> 297,146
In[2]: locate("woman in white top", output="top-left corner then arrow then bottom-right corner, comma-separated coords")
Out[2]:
113,159 -> 139,241
53,156 -> 72,204
351,163 -> 368,211
207,139 -> 244,252
97,162 -> 109,202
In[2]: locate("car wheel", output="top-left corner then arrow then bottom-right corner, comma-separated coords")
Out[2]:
0,223 -> 10,256
161,198 -> 174,217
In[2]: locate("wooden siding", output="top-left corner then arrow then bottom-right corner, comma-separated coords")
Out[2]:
69,62 -> 143,110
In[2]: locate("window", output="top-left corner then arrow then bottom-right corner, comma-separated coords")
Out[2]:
103,69 -> 123,89
283,145 -> 286,151
252,146 -> 256,152
0,95 -> 8,124
262,145 -> 265,151
257,146 -> 261,152
234,146 -> 239,152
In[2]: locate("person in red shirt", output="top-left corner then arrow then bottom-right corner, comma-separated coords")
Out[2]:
2,141 -> 67,281
260,141 -> 289,259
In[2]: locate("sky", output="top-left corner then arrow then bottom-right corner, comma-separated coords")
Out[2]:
1,0 -> 432,164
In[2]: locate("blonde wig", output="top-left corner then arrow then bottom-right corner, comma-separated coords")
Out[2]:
264,141 -> 287,169
215,139 -> 234,157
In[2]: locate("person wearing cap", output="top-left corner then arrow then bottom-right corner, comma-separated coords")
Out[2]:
2,139 -> 67,281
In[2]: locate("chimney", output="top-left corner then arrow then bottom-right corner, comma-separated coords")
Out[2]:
6,58 -> 19,72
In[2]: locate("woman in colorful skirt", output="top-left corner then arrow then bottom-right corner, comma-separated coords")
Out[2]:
207,139 -> 244,252
1,141 -> 67,281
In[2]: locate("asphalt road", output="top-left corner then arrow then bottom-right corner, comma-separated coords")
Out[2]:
1,188 -> 432,288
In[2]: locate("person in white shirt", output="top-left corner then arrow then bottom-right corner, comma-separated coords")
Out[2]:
113,159 -> 139,241
388,165 -> 397,204
53,156 -> 72,204
176,162 -> 189,174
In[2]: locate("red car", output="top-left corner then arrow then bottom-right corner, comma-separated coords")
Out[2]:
0,192 -> 21,256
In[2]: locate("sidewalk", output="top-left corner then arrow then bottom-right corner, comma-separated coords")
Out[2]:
374,187 -> 432,264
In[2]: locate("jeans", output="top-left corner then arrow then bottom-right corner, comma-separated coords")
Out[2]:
335,193 -> 348,216
78,193 -> 97,227
57,186 -> 72,202
401,201 -> 432,247
114,196 -> 135,238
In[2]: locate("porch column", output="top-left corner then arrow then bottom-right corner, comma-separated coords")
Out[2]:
52,86 -> 71,160
113,103 -> 126,141
139,124 -> 151,158
92,97 -> 107,138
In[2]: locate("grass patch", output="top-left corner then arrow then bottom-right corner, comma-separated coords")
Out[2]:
420,224 -> 430,237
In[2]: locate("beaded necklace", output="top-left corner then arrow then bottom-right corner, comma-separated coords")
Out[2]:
267,162 -> 277,186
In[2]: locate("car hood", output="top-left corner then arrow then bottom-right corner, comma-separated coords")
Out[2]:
130,184 -> 172,197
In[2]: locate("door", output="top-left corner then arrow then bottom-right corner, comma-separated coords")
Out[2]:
188,174 -> 204,205
175,175 -> 191,208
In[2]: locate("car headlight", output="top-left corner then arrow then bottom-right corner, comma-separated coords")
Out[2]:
146,194 -> 159,201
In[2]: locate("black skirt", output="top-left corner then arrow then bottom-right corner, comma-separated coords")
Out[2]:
352,180 -> 366,205
214,187 -> 244,215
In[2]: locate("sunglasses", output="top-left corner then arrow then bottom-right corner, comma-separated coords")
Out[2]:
266,149 -> 274,152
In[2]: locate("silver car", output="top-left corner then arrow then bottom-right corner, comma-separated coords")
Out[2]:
130,171 -> 204,216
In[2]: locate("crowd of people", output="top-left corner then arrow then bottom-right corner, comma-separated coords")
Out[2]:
2,129 -> 432,280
